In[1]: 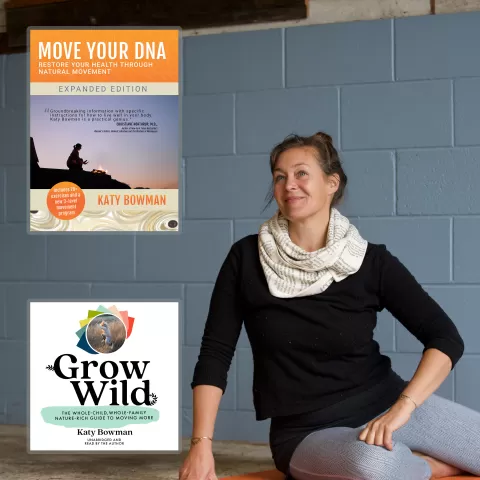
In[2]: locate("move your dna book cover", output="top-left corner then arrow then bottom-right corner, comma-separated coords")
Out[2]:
28,27 -> 180,233
28,301 -> 180,453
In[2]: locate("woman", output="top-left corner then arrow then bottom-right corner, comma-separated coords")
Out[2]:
67,143 -> 88,170
180,132 -> 480,480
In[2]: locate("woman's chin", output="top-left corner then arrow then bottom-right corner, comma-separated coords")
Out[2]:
280,208 -> 309,222
280,204 -> 328,223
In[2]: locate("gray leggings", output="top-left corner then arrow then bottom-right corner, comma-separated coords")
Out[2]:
289,392 -> 480,480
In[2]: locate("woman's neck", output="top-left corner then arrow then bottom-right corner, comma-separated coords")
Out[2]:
287,207 -> 331,252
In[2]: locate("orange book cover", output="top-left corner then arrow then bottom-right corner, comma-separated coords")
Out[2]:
27,27 -> 181,233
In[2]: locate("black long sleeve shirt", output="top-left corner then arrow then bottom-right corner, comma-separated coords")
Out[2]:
191,235 -> 465,421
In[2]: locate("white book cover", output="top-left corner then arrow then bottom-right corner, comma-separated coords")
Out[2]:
28,301 -> 180,453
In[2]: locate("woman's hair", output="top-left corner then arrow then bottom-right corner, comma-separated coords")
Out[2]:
74,143 -> 82,149
263,131 -> 347,212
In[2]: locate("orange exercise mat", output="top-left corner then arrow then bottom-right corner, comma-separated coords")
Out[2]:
220,471 -> 282,479
220,469 -> 479,479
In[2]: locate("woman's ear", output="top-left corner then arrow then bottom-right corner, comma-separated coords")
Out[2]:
328,173 -> 340,195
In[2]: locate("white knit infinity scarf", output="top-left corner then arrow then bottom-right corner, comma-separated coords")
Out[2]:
258,208 -> 368,298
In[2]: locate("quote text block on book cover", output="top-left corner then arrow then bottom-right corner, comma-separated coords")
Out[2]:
28,28 -> 181,233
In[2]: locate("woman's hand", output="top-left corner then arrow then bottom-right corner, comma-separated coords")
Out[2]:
358,397 -> 416,451
179,442 -> 217,480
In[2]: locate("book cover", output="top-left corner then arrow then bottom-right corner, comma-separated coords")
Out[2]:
28,27 -> 180,233
28,301 -> 180,453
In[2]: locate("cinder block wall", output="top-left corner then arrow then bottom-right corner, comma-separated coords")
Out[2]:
1,11 -> 480,442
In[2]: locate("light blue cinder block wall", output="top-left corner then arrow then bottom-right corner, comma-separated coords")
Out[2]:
1,11 -> 480,442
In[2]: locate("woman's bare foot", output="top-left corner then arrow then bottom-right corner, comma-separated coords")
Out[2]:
412,451 -> 467,478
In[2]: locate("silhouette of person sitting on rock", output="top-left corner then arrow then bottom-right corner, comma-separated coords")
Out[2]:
67,143 -> 89,170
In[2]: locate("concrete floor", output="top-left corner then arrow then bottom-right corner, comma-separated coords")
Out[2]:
0,425 -> 276,479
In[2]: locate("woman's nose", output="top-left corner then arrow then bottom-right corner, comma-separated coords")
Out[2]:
285,176 -> 297,190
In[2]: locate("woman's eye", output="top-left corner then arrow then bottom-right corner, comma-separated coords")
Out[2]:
297,171 -> 307,177
274,175 -> 284,182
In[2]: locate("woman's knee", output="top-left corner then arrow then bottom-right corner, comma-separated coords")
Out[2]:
344,439 -> 410,479
289,427 -> 428,480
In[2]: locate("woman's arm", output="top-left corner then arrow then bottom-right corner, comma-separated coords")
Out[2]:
376,244 -> 465,376
180,243 -> 245,479
191,385 -> 223,444
191,243 -> 245,396
359,245 -> 465,449
179,385 -> 223,479
359,346 -> 453,450
397,347 -> 452,410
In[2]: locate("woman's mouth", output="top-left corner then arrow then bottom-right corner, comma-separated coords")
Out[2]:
285,197 -> 304,204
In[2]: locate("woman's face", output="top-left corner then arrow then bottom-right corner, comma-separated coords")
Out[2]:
273,147 -> 338,222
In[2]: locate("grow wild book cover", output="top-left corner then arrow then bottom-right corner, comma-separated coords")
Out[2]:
28,301 -> 180,453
